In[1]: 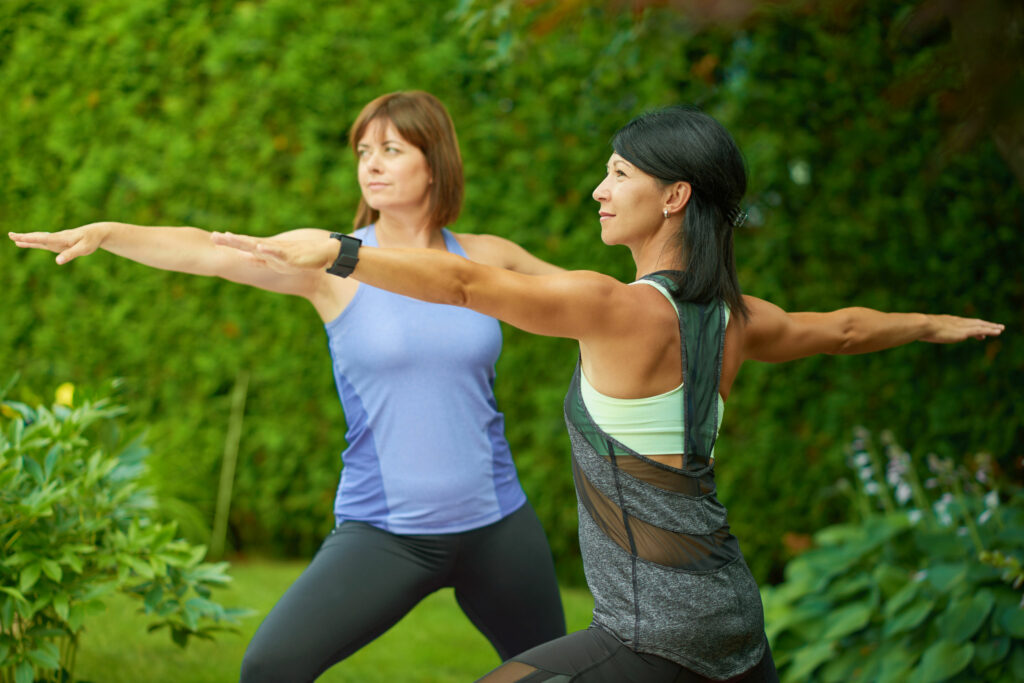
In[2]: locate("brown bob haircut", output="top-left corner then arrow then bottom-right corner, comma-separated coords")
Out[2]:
349,91 -> 464,230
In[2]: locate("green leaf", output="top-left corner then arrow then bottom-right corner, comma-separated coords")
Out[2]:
144,586 -> 164,613
26,644 -> 60,670
15,660 -> 33,683
873,564 -> 909,598
171,626 -> 189,648
43,443 -> 60,479
884,598 -> 935,638
182,603 -> 200,631
0,586 -> 28,603
40,559 -> 62,583
124,555 -> 156,579
911,639 -> 973,683
63,553 -> 84,574
876,644 -> 916,683
68,602 -> 86,632
826,573 -> 874,601
0,596 -> 13,628
3,552 -> 35,568
996,605 -> 1024,638
821,602 -> 874,640
19,563 -> 41,592
1011,645 -> 1024,680
884,580 -> 921,617
936,590 -> 994,643
920,563 -> 967,593
786,640 -> 835,680
52,592 -> 69,621
820,645 -> 872,682
973,636 -> 1010,668
22,454 -> 44,485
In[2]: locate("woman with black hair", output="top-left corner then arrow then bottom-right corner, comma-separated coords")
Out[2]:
211,105 -> 1003,682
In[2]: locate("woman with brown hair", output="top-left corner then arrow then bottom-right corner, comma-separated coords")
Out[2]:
211,105 -> 1004,682
10,91 -> 567,681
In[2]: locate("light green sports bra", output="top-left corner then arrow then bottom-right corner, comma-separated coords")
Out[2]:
579,279 -> 729,456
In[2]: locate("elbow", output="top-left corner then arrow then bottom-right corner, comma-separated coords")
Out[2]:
444,261 -> 475,308
832,309 -> 862,354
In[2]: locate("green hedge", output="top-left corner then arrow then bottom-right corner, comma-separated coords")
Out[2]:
1,0 -> 1020,584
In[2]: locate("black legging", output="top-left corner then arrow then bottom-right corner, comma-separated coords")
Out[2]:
240,502 -> 566,682
477,627 -> 779,683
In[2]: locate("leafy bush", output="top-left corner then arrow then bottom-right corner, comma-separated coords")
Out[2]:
763,428 -> 1024,682
0,380 -> 250,683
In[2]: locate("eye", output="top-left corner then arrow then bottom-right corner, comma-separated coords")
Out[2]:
615,169 -> 626,178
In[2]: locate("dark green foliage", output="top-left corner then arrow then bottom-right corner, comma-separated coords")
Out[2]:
1,0 -> 1019,586
764,429 -> 1024,681
0,380 -> 250,682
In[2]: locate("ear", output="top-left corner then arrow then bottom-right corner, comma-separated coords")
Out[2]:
662,181 -> 692,215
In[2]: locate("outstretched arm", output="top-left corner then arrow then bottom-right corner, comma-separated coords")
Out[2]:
742,296 -> 1004,363
211,231 -> 635,342
9,222 -> 327,298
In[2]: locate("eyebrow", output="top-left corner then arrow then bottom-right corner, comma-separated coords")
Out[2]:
358,139 -> 404,148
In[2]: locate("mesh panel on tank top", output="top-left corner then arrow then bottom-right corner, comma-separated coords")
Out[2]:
565,273 -> 737,571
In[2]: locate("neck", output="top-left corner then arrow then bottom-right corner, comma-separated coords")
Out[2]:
374,208 -> 445,249
630,222 -> 683,279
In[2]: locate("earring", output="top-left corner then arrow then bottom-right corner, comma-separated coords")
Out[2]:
663,208 -> 669,219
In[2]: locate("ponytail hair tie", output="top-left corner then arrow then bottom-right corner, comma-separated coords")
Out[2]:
728,206 -> 747,228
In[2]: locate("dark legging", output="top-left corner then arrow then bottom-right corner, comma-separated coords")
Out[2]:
477,627 -> 779,683
240,502 -> 566,682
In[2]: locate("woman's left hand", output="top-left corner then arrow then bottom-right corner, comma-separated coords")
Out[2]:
921,314 -> 1005,343
211,232 -> 335,274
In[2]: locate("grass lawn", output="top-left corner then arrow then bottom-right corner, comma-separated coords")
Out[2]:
73,557 -> 595,682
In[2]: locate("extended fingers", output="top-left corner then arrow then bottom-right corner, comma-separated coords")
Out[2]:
965,318 -> 1004,338
255,242 -> 288,260
8,231 -> 68,252
211,231 -> 261,253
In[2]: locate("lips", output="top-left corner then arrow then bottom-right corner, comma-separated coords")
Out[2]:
599,211 -> 615,220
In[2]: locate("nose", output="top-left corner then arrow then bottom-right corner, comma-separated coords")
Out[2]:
361,149 -> 383,174
592,176 -> 610,202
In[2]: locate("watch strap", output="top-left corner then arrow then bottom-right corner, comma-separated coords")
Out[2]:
326,233 -> 362,278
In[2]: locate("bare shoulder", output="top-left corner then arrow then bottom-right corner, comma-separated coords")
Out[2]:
740,294 -> 787,336
450,231 -> 513,266
452,231 -> 562,275
592,278 -> 681,342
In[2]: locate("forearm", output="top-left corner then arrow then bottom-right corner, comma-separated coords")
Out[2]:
832,307 -> 933,354
98,222 -> 224,275
349,245 -> 478,308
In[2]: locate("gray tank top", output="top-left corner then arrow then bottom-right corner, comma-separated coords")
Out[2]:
563,272 -> 767,678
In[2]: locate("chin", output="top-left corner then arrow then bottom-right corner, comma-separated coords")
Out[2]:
599,228 -> 622,247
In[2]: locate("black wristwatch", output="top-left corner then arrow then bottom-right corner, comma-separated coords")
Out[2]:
326,233 -> 362,278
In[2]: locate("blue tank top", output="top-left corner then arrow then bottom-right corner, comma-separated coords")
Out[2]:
324,225 -> 527,534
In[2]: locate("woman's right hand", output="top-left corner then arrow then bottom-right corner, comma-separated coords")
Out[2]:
9,222 -> 112,264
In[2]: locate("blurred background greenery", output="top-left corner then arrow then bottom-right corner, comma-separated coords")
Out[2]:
1,0 -> 1020,592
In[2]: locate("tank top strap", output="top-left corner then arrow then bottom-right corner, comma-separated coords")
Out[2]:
637,272 -> 727,474
356,224 -> 463,256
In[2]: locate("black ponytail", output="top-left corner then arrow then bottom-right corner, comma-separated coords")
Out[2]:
612,106 -> 749,320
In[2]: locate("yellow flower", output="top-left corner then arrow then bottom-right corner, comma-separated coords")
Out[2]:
56,382 -> 75,407
0,404 -> 16,419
